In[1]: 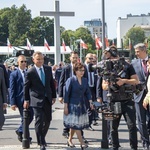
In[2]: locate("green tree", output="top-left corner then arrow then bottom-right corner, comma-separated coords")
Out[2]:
9,4 -> 32,45
0,7 -> 11,45
27,16 -> 54,46
124,27 -> 145,59
124,27 -> 145,50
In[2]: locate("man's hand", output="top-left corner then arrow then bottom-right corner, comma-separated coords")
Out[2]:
3,103 -> 7,110
11,105 -> 17,111
52,98 -> 56,105
97,98 -> 102,103
116,78 -> 125,86
59,97 -> 64,104
143,102 -> 148,110
23,101 -> 29,109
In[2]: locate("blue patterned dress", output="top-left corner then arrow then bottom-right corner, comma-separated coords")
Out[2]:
63,76 -> 92,130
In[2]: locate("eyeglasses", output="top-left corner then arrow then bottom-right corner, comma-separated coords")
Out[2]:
20,61 -> 27,63
78,70 -> 85,72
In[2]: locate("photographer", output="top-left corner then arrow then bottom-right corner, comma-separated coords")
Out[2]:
102,46 -> 139,150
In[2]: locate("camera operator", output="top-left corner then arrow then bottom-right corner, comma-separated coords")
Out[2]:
102,46 -> 139,150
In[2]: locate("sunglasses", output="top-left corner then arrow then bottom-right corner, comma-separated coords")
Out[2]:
21,61 -> 27,63
78,70 -> 85,72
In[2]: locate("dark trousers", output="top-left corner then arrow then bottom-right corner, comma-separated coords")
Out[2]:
89,87 -> 98,124
135,97 -> 149,146
110,100 -> 137,150
33,97 -> 52,145
0,105 -> 5,129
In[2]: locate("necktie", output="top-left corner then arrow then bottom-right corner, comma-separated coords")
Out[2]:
40,68 -> 45,85
142,60 -> 148,76
22,70 -> 26,82
22,70 -> 26,78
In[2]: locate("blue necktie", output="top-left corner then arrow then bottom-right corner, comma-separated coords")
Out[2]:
40,68 -> 45,85
22,70 -> 26,82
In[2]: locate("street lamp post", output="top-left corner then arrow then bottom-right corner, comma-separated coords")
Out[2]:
101,0 -> 109,149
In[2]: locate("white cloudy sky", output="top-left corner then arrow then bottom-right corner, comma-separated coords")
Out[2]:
1,0 -> 150,39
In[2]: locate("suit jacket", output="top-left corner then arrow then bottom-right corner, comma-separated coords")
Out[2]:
0,67 -> 7,106
9,69 -> 24,107
58,64 -> 88,98
24,65 -> 56,107
0,64 -> 9,89
132,59 -> 147,102
64,76 -> 91,105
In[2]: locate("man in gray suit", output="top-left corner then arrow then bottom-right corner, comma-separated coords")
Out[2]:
132,43 -> 150,150
0,67 -> 7,130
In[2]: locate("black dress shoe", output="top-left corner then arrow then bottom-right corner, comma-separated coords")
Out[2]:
62,132 -> 69,138
15,131 -> 23,142
40,145 -> 46,150
89,126 -> 94,131
43,140 -> 47,146
82,136 -> 88,144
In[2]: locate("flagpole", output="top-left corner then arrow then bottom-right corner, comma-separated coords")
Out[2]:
7,47 -> 9,58
96,49 -> 98,62
80,45 -> 82,62
63,53 -> 65,62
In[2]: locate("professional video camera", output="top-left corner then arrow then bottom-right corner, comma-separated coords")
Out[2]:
89,57 -> 144,120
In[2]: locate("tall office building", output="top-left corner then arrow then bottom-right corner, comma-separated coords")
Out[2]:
84,18 -> 107,39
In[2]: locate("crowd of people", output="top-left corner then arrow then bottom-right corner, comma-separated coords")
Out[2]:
0,43 -> 150,150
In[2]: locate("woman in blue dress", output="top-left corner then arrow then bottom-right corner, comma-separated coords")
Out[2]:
63,62 -> 93,149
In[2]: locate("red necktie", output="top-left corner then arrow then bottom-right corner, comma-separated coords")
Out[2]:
142,60 -> 148,76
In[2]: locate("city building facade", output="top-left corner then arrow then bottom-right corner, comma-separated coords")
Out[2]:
117,13 -> 150,48
84,18 -> 107,39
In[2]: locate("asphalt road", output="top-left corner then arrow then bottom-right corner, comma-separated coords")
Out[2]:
0,100 -> 145,150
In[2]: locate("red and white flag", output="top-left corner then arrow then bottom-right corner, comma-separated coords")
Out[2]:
105,38 -> 109,47
7,38 -> 12,48
62,39 -> 66,51
44,38 -> 50,50
112,39 -> 115,46
27,38 -> 32,50
80,39 -> 88,49
95,34 -> 102,50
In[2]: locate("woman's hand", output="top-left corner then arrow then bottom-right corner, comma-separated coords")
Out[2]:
64,104 -> 68,115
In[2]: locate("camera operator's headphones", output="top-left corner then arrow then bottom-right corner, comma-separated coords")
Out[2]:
105,46 -> 118,57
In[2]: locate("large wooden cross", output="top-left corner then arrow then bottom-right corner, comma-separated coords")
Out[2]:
40,0 -> 75,64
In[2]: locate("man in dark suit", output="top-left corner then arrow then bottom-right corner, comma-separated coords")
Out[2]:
23,51 -> 56,150
84,53 -> 98,128
58,51 -> 88,141
0,67 -> 7,130
0,63 -> 9,89
3,62 -> 12,105
54,62 -> 63,93
132,43 -> 150,150
9,55 -> 34,142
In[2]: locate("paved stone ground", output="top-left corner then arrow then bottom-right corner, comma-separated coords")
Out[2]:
0,101 -> 145,150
